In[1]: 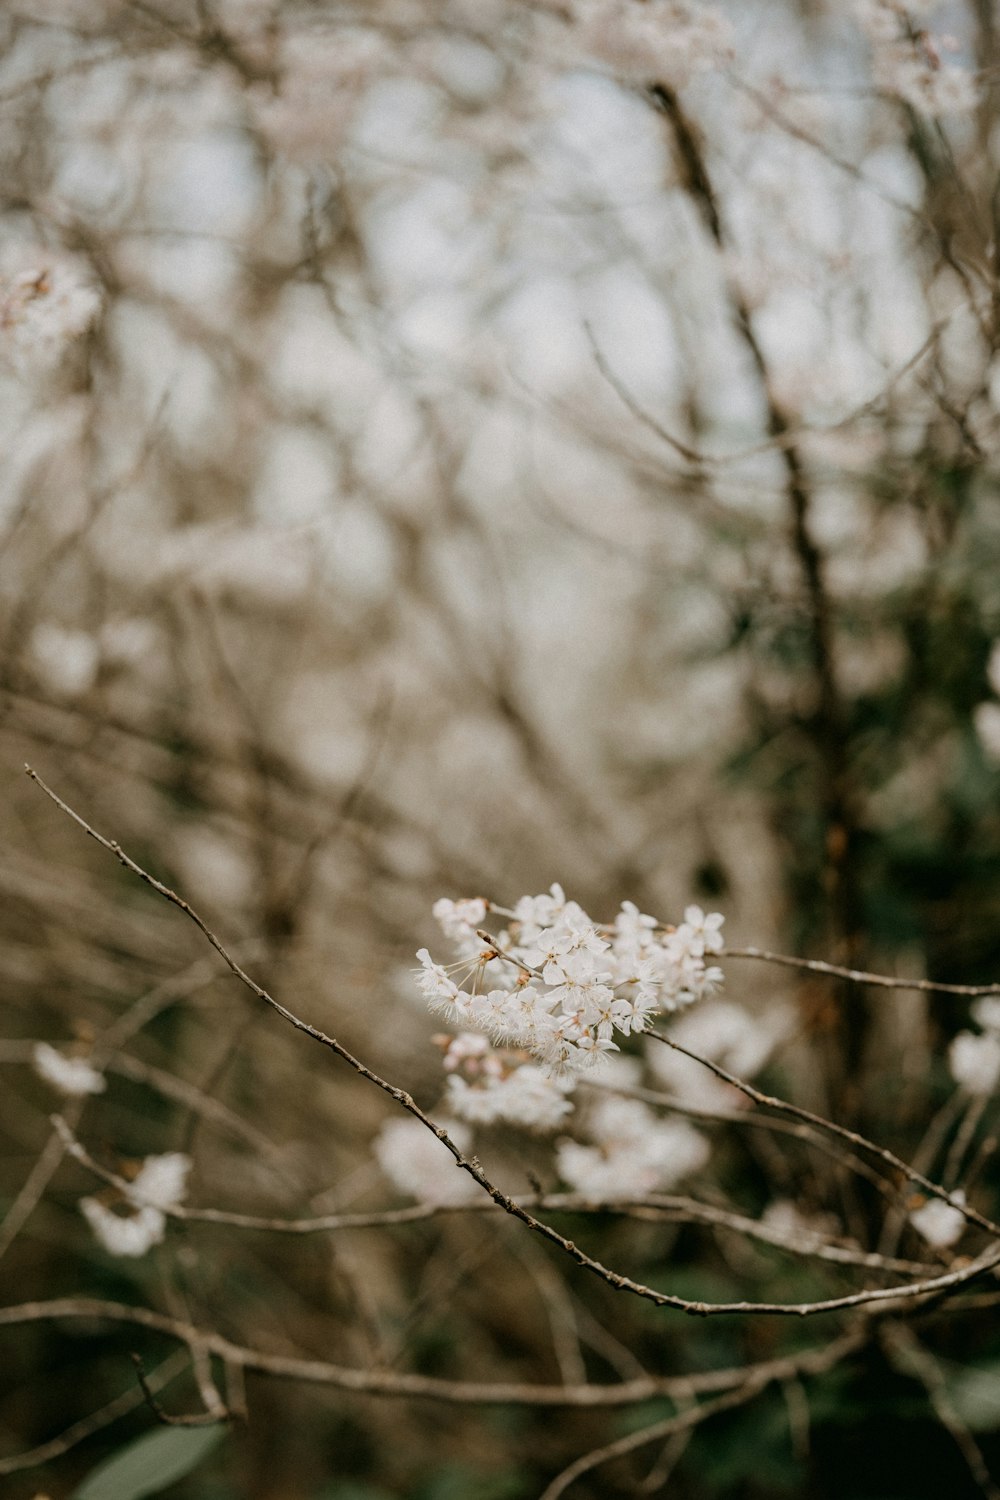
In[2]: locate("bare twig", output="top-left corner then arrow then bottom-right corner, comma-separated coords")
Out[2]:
536,1325 -> 861,1500
722,946 -> 1000,998
131,1353 -> 231,1428
647,1029 -> 1000,1241
0,1349 -> 191,1475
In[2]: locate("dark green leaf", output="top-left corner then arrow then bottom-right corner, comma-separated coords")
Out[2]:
71,1422 -> 226,1500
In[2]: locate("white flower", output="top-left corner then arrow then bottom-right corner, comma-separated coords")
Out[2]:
758,1199 -> 834,1250
949,1031 -> 1000,1095
446,1063 -> 573,1131
126,1153 -> 191,1211
512,884 -> 567,945
433,897 -> 488,941
872,38 -> 979,117
80,1198 -> 166,1258
854,0 -> 904,43
77,1151 -> 189,1257
32,1043 -> 106,1098
374,1117 -> 480,1206
415,948 -> 462,1012
417,891 -> 726,1076
441,1032 -> 492,1071
680,906 -> 726,955
0,255 -> 101,368
910,1192 -> 966,1250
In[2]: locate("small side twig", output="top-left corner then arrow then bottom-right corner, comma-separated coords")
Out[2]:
131,1353 -> 231,1427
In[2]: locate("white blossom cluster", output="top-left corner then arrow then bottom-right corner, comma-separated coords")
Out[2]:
440,1032 -> 574,1130
251,29 -> 386,164
80,1153 -> 191,1259
417,887 -> 724,1079
571,0 -> 733,86
556,1093 -> 710,1201
0,255 -> 101,370
855,1 -> 980,117
374,890 -> 726,1204
948,995 -> 1000,1096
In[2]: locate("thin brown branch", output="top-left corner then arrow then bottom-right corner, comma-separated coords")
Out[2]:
647,1030 -> 1000,1240
0,1297 -> 867,1409
536,1325 -> 862,1500
131,1353 -> 231,1428
723,946 -> 1000,997
0,1349 -> 191,1476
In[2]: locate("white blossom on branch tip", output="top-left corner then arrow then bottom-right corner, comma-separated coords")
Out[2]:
78,1152 -> 191,1258
80,1199 -> 167,1258
32,1042 -> 106,1098
126,1152 -> 191,1211
416,888 -> 727,1077
949,1030 -> 1000,1096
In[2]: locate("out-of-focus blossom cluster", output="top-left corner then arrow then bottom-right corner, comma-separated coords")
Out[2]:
79,1152 -> 192,1259
759,1199 -> 840,1252
0,255 -> 101,371
417,887 -> 724,1077
251,28 -> 386,163
909,1189 -> 967,1250
855,1 -> 980,116
571,0 -> 733,85
32,1042 -> 106,1098
28,618 -> 160,699
556,1093 -> 710,1200
374,1116 -> 480,1206
646,996 -> 793,1110
948,994 -> 1000,1096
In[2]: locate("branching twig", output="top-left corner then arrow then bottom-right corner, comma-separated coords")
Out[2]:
29,770 -> 1000,1319
131,1353 -> 231,1428
648,1029 -> 1000,1241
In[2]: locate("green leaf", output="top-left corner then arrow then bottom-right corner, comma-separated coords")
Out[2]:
71,1422 -> 226,1500
946,1363 -> 1000,1432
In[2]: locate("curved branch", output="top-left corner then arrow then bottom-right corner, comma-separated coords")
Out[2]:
0,1297 -> 867,1409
